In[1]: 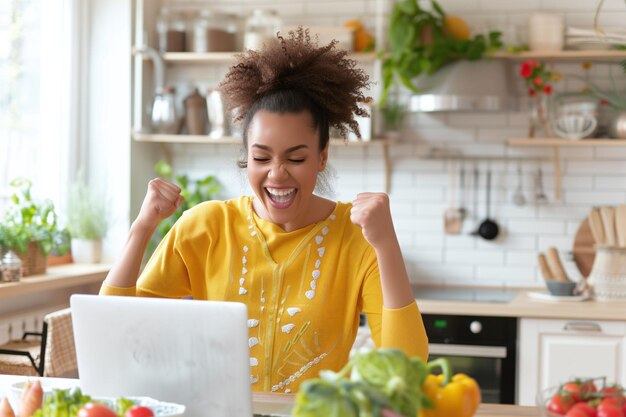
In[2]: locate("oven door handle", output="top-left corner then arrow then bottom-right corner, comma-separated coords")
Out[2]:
429,343 -> 507,359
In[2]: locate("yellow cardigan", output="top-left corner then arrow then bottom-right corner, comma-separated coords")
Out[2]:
100,196 -> 428,392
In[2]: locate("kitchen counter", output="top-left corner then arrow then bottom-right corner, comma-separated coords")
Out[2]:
415,286 -> 626,321
0,375 -> 539,417
0,263 -> 110,318
0,264 -> 110,299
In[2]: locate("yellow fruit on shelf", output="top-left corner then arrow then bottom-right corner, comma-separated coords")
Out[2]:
444,15 -> 470,40
344,19 -> 375,52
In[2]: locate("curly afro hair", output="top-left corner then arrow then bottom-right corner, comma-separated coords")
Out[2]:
219,27 -> 371,159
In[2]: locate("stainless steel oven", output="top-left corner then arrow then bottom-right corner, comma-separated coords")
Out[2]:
422,313 -> 517,404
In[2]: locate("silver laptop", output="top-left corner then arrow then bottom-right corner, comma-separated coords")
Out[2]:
70,294 -> 254,417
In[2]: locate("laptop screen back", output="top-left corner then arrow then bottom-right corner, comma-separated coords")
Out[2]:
70,294 -> 252,417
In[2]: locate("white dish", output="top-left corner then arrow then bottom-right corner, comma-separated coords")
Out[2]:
97,397 -> 186,417
8,380 -> 79,412
8,382 -> 185,417
527,291 -> 590,302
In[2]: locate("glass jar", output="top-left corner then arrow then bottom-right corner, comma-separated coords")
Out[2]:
1,250 -> 22,283
156,7 -> 187,53
151,86 -> 180,134
243,9 -> 281,50
193,9 -> 237,52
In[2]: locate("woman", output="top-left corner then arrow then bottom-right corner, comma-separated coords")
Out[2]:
101,28 -> 428,393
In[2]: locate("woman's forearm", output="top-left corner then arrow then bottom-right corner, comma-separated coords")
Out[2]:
375,237 -> 415,309
103,220 -> 156,288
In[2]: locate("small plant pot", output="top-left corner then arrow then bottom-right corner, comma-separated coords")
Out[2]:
71,239 -> 102,263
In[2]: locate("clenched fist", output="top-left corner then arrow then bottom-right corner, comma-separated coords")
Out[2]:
135,178 -> 184,230
350,192 -> 397,249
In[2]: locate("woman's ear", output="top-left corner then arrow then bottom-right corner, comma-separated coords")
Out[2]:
319,145 -> 329,171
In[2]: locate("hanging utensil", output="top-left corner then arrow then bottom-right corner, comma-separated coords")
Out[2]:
470,166 -> 481,236
478,169 -> 500,240
512,164 -> 526,207
444,162 -> 463,234
535,166 -> 548,205
458,165 -> 468,222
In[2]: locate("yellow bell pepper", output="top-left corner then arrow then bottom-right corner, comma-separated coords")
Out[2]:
419,359 -> 481,417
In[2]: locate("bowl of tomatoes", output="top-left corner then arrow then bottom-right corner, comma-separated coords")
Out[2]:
537,377 -> 626,417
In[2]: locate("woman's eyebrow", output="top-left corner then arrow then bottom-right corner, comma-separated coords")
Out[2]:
251,144 -> 309,153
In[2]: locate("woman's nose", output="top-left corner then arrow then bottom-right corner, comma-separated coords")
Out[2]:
268,162 -> 288,180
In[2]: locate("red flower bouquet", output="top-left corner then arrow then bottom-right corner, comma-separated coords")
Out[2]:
520,60 -> 561,137
520,60 -> 558,96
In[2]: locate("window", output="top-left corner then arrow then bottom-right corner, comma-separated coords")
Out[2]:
0,0 -> 80,214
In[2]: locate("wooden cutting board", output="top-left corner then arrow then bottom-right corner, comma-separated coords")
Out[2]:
573,218 -> 596,278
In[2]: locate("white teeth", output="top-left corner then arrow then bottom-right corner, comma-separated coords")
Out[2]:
266,188 -> 295,197
266,188 -> 296,203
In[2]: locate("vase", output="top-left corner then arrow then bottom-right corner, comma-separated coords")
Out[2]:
528,94 -> 553,138
71,239 -> 103,263
587,246 -> 626,300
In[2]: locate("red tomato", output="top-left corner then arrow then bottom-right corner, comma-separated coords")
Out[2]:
125,405 -> 155,417
78,404 -> 117,417
580,381 -> 598,398
601,387 -> 622,396
568,409 -> 593,417
569,403 -> 598,417
597,402 -> 625,417
564,383 -> 583,402
549,393 -> 575,415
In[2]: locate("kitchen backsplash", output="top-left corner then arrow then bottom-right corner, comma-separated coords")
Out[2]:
163,0 -> 626,288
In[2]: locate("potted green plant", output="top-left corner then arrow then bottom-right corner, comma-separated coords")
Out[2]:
380,0 -> 502,106
145,160 -> 223,261
0,177 -> 69,276
380,98 -> 407,138
66,173 -> 109,263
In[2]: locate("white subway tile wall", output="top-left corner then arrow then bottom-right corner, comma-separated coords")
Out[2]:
163,0 -> 626,287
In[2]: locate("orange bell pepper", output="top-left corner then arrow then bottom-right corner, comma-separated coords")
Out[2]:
419,359 -> 481,417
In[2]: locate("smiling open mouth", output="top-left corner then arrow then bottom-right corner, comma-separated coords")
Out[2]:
265,187 -> 297,208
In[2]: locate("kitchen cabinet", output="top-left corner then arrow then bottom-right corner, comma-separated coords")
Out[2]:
517,317 -> 626,406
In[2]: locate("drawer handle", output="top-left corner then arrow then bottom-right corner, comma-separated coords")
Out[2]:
563,322 -> 602,332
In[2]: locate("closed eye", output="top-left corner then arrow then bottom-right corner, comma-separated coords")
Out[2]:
253,157 -> 270,162
288,159 -> 305,163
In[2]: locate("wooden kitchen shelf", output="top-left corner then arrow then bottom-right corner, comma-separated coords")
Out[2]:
508,138 -> 626,146
507,137 -> 626,201
492,50 -> 626,62
132,132 -> 394,193
0,264 -> 110,299
162,52 -> 377,64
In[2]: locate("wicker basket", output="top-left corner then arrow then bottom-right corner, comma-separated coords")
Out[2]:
16,241 -> 48,276
587,246 -> 626,300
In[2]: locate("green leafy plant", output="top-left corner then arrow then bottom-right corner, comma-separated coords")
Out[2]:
380,100 -> 406,132
67,173 -> 109,240
0,177 -> 69,256
146,160 -> 223,258
380,0 -> 503,105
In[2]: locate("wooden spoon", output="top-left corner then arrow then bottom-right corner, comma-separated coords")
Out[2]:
588,207 -> 606,246
600,206 -> 617,247
546,246 -> 570,282
615,205 -> 626,248
537,253 -> 554,281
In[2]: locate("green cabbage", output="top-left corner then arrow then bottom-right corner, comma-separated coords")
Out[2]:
293,348 -> 430,417
351,349 -> 430,417
293,379 -> 358,417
